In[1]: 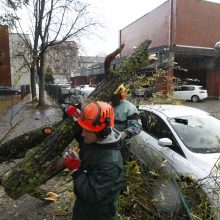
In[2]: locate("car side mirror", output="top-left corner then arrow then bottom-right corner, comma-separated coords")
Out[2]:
158,138 -> 172,147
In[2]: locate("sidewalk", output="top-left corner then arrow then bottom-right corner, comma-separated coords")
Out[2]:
0,90 -> 73,220
0,90 -> 62,141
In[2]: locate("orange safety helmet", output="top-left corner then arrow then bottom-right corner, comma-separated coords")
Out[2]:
78,101 -> 114,132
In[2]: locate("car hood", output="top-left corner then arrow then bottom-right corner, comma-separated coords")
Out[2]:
189,152 -> 220,175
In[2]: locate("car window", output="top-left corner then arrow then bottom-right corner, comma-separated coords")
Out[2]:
174,87 -> 180,91
181,86 -> 195,91
169,115 -> 220,153
174,86 -> 195,91
139,110 -> 185,156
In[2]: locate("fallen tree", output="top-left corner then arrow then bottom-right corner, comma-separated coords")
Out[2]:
0,39 -> 152,199
0,122 -> 61,163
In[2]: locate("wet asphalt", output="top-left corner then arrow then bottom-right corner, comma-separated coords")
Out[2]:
0,93 -> 62,142
183,98 -> 220,119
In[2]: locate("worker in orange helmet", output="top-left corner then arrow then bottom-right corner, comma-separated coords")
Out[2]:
63,101 -> 124,220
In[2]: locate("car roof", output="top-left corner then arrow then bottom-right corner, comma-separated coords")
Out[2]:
139,104 -> 209,118
182,84 -> 203,87
175,84 -> 202,87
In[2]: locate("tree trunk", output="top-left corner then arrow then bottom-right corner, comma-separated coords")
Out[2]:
90,40 -> 152,101
1,118 -> 82,199
30,66 -> 37,101
38,53 -> 45,106
0,39 -> 152,199
0,122 -> 61,163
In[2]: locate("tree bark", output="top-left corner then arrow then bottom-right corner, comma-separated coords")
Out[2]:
30,66 -> 37,101
1,118 -> 82,199
0,122 -> 61,163
38,52 -> 46,106
1,39 -> 152,199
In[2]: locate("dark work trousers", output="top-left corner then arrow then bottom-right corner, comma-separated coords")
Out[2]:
72,198 -> 119,220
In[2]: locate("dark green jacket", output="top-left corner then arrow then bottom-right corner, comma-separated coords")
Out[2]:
72,140 -> 124,206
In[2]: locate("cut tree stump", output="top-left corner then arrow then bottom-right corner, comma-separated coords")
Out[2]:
0,39 -> 152,199
0,122 -> 61,162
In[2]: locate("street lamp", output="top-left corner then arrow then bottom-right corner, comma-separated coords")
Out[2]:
214,40 -> 220,56
214,41 -> 220,49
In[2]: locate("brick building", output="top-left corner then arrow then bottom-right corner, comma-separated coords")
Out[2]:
70,56 -> 105,87
0,25 -> 31,90
119,0 -> 220,98
0,26 -> 11,86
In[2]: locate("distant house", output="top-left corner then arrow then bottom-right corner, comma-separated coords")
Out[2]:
0,25 -> 31,90
44,41 -> 78,78
78,56 -> 105,69
53,75 -> 69,85
70,55 -> 105,86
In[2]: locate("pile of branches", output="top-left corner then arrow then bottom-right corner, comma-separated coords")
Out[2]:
119,157 -> 213,219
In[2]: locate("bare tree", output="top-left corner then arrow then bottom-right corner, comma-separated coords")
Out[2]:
0,0 -> 98,105
44,41 -> 78,78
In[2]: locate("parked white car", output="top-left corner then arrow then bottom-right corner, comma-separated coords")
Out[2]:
173,85 -> 208,103
71,85 -> 95,97
59,84 -> 71,95
130,104 -> 220,217
62,85 -> 95,107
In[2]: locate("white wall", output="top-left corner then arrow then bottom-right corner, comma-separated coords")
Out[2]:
9,33 -> 31,89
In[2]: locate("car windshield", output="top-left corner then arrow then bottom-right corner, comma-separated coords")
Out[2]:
169,115 -> 220,153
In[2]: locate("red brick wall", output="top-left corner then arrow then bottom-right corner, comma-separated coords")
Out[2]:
207,70 -> 220,97
70,76 -> 87,87
0,25 -> 11,86
175,0 -> 220,47
120,1 -> 171,57
120,0 -> 220,57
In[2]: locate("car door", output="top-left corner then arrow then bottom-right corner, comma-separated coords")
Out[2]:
142,111 -> 191,175
182,86 -> 195,100
3,87 -> 11,95
0,88 -> 3,95
173,86 -> 182,99
132,110 -> 164,169
130,130 -> 158,169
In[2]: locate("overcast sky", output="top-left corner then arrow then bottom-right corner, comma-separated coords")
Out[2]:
1,0 -> 219,56
79,0 -> 220,56
79,0 -> 167,56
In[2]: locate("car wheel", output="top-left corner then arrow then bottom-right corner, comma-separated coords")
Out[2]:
191,95 -> 199,103
14,91 -> 19,95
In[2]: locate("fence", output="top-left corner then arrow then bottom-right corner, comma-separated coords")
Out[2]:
45,84 -> 62,104
21,85 -> 30,99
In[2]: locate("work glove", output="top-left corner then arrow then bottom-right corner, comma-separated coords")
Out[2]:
65,105 -> 81,121
120,131 -> 127,140
63,147 -> 81,172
